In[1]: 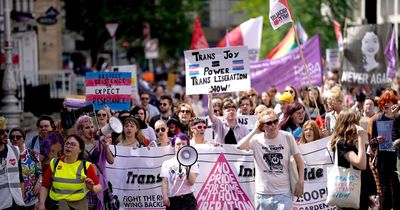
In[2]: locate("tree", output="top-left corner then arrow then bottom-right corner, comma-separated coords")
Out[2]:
231,0 -> 356,58
64,0 -> 200,67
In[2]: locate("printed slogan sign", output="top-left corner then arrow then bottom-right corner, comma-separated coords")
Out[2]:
85,72 -> 132,110
341,24 -> 393,87
106,137 -> 335,210
184,46 -> 251,95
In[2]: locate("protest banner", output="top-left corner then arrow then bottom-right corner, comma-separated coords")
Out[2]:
341,24 -> 393,87
106,136 -> 334,210
184,46 -> 251,95
85,72 -> 132,110
377,120 -> 395,152
111,65 -> 139,98
250,34 -> 323,93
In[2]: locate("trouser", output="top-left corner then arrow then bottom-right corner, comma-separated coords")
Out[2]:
46,197 -> 88,210
3,200 -> 26,210
377,152 -> 400,210
167,193 -> 197,210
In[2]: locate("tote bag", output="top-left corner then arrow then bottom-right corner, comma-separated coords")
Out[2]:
326,142 -> 361,209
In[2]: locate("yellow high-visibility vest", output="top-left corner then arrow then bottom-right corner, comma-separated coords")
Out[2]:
49,158 -> 91,201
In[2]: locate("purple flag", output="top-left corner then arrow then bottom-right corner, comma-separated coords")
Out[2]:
384,26 -> 397,79
250,34 -> 323,93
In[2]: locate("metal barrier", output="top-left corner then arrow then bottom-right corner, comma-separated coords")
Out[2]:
37,70 -> 84,98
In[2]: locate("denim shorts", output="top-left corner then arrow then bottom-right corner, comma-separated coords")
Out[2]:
255,192 -> 293,210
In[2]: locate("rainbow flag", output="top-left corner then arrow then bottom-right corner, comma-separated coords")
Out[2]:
267,21 -> 308,59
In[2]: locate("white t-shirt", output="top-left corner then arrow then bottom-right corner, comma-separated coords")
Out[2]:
249,131 -> 300,195
160,157 -> 199,197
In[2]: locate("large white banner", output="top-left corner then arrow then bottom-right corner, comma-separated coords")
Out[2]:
106,137 -> 335,210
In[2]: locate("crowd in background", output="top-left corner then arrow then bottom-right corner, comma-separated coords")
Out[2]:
0,68 -> 400,210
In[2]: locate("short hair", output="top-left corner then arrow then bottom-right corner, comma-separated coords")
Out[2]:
9,127 -> 26,140
75,115 -> 93,133
238,96 -> 253,107
190,117 -> 206,127
258,108 -> 276,124
36,115 -> 56,130
171,133 -> 190,146
160,95 -> 173,105
223,100 -> 237,110
65,134 -> 85,160
377,91 -> 398,111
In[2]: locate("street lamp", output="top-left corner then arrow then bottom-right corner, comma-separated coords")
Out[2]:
0,0 -> 21,128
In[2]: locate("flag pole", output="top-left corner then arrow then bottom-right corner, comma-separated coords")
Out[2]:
291,21 -> 323,127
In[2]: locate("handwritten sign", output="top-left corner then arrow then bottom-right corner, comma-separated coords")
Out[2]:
184,46 -> 251,95
112,65 -> 139,98
377,120 -> 395,151
85,72 -> 132,110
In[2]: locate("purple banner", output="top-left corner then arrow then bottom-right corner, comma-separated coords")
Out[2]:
250,34 -> 323,93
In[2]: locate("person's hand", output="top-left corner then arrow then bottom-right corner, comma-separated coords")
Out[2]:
320,128 -> 328,137
101,134 -> 112,145
254,120 -> 263,134
38,202 -> 46,210
208,88 -> 213,99
163,196 -> 170,207
34,180 -> 41,195
391,104 -> 399,114
85,178 -> 95,191
294,181 -> 304,197
376,136 -> 385,144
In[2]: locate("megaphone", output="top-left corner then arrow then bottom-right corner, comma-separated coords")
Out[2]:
177,146 -> 198,179
99,116 -> 123,136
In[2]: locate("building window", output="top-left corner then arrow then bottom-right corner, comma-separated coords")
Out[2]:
381,0 -> 394,16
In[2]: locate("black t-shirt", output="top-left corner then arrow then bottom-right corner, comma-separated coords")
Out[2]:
336,139 -> 360,170
0,146 -> 24,182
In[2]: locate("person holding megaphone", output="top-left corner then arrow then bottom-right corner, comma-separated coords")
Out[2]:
160,133 -> 199,210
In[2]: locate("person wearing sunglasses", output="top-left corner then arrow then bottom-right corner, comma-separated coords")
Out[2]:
237,109 -> 304,210
140,92 -> 160,119
154,120 -> 170,146
176,103 -> 196,135
9,128 -> 42,210
96,109 -> 109,129
150,95 -> 175,128
189,118 -> 209,145
0,117 -> 25,210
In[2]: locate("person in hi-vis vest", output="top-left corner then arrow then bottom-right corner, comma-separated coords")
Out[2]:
0,116 -> 25,210
39,134 -> 101,210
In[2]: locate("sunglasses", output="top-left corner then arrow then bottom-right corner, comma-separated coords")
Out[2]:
285,90 -> 294,94
141,97 -> 150,101
10,135 -> 23,141
97,113 -> 107,117
180,110 -> 191,114
0,129 -> 9,135
195,125 -> 207,130
265,119 -> 279,126
155,127 -> 166,133
248,94 -> 257,97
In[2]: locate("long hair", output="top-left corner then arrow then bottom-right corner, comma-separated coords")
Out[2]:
122,117 -> 150,146
299,120 -> 320,144
330,110 -> 360,151
279,102 -> 308,131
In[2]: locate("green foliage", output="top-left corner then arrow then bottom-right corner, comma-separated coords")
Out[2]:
65,0 -> 200,65
231,0 -> 355,57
